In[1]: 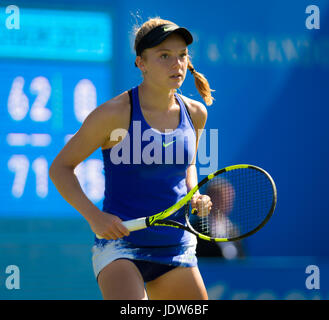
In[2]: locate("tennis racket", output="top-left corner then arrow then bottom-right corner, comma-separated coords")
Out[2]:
96,164 -> 277,242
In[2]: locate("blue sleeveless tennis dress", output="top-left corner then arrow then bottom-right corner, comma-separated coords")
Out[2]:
92,86 -> 198,279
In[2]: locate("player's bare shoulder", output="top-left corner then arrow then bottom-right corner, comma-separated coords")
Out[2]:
96,91 -> 131,149
180,95 -> 208,130
96,91 -> 130,126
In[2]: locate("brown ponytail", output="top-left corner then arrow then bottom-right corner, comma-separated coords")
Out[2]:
188,59 -> 214,106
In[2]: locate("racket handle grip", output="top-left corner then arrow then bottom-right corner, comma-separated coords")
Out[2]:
122,217 -> 147,231
95,217 -> 147,239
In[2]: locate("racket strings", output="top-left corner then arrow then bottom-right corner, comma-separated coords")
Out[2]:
187,168 -> 274,240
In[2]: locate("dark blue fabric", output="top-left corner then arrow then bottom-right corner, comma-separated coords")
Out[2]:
118,258 -> 177,283
98,86 -> 197,247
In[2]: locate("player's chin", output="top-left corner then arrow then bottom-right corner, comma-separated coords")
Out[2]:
168,78 -> 184,89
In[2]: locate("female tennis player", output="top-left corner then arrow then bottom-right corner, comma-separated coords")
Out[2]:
49,17 -> 214,300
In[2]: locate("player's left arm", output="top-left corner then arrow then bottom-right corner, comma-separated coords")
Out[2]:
184,98 -> 212,213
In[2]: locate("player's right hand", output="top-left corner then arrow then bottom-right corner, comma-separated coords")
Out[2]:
89,211 -> 130,240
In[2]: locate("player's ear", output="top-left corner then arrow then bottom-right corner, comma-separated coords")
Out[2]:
135,55 -> 147,74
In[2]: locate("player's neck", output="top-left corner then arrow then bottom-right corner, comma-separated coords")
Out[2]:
138,82 -> 176,112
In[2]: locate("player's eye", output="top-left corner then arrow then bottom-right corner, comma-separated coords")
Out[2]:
160,54 -> 169,59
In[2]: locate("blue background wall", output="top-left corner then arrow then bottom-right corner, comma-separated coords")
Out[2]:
0,0 -> 328,299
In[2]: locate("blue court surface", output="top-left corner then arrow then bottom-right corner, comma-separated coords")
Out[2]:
0,219 -> 328,300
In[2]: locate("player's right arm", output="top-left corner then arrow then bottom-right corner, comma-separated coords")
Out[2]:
49,92 -> 130,240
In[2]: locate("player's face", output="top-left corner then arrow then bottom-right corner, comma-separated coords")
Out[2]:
140,34 -> 189,90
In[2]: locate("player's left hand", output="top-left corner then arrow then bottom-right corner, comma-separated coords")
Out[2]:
191,194 -> 212,217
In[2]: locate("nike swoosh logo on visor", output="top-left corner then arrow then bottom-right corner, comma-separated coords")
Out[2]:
163,26 -> 176,32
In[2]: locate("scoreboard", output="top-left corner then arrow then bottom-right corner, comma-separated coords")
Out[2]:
0,7 -> 113,217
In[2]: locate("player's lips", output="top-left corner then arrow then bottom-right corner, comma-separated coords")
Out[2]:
170,73 -> 183,79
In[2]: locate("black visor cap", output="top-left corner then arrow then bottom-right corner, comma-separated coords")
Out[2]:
136,24 -> 193,57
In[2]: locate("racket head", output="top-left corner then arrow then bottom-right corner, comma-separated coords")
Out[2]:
185,164 -> 277,242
